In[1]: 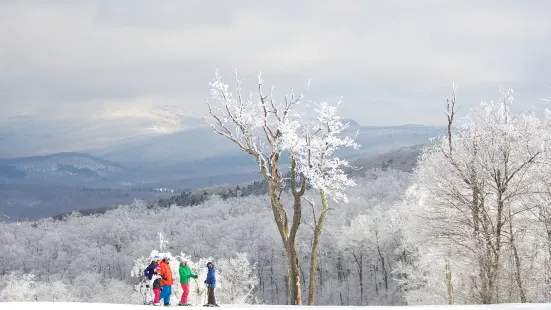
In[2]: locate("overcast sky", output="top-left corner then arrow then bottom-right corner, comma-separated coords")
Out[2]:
1,0 -> 550,126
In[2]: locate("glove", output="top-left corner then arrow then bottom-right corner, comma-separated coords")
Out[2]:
193,275 -> 198,279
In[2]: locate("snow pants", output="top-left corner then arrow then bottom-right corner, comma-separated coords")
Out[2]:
207,286 -> 216,305
181,283 -> 190,304
159,285 -> 172,305
153,288 -> 161,304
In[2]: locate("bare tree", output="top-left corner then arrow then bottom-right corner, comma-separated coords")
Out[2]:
402,86 -> 546,304
203,71 -> 307,304
204,72 -> 358,304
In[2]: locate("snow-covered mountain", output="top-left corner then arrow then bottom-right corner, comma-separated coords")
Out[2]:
0,105 -> 207,158
0,152 -> 125,182
90,123 -> 445,168
0,104 -> 445,169
0,123 -> 444,187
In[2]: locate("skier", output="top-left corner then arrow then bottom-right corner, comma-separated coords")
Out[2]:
178,257 -> 198,306
152,266 -> 163,306
144,256 -> 161,305
204,262 -> 218,307
159,256 -> 174,306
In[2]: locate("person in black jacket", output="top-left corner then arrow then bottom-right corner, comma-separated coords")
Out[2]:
143,256 -> 160,305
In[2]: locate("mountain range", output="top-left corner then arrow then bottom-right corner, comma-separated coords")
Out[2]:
0,121 -> 444,188
0,114 -> 445,221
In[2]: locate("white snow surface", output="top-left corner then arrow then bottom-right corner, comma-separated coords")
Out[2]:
2,303 -> 551,310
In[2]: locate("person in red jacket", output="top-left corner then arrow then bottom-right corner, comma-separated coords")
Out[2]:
158,256 -> 174,306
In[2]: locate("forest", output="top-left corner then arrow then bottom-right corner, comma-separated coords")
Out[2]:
2,86 -> 551,306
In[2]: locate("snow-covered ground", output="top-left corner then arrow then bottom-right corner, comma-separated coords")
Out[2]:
2,303 -> 551,310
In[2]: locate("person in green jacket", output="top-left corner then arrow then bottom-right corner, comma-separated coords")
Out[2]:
178,257 -> 198,306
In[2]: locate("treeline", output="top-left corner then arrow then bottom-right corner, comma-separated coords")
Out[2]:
153,179 -> 268,209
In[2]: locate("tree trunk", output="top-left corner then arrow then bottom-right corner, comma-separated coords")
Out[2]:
267,182 -> 303,305
445,258 -> 454,304
376,237 -> 388,295
285,241 -> 302,305
509,211 -> 527,302
307,190 -> 329,305
543,207 -> 551,299
265,157 -> 304,305
352,252 -> 364,304
490,190 -> 504,304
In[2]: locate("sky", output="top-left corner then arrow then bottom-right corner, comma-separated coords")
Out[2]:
1,0 -> 551,129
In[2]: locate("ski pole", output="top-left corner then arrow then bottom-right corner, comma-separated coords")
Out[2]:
194,278 -> 200,305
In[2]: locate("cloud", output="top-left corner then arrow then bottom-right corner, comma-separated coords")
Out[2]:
0,0 -> 550,128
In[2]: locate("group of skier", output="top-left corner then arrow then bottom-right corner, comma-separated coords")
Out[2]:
143,256 -> 218,307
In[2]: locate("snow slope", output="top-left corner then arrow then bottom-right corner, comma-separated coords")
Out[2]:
2,303 -> 551,310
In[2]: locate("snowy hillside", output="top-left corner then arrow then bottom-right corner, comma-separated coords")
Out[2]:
0,152 -> 124,179
2,302 -> 550,309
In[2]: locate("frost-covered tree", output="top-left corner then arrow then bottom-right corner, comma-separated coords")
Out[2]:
340,207 -> 403,305
204,70 -> 307,304
204,71 -> 356,304
217,252 -> 258,304
72,272 -> 137,304
0,273 -> 38,302
280,100 -> 359,304
0,272 -> 74,302
396,86 -> 549,304
35,280 -> 73,302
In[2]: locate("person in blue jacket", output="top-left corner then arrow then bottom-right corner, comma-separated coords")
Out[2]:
143,256 -> 160,305
204,262 -> 218,307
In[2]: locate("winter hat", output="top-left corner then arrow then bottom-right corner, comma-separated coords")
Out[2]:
163,255 -> 170,260
206,262 -> 214,269
180,257 -> 187,262
153,256 -> 160,261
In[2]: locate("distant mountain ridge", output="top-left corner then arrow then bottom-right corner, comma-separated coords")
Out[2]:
91,123 -> 445,167
0,123 -> 445,188
0,106 -> 207,158
0,152 -> 127,185
0,152 -> 124,168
